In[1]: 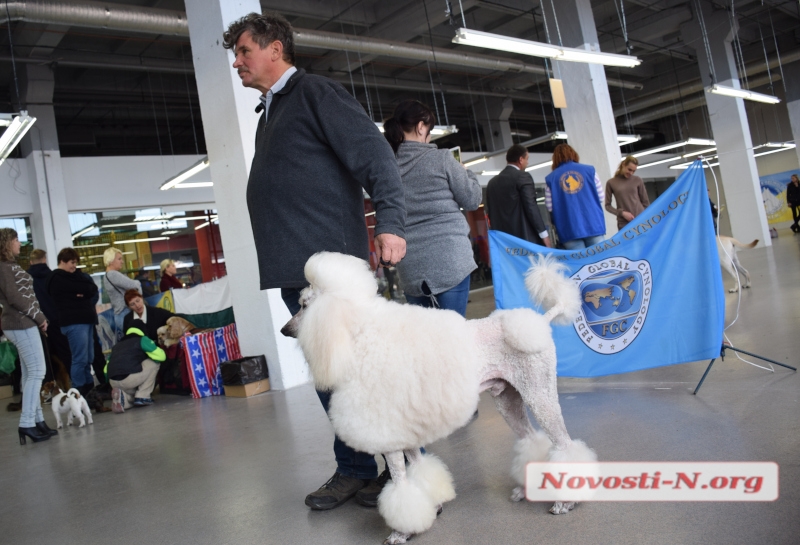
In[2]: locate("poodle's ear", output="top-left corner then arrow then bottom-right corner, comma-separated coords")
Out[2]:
297,296 -> 353,390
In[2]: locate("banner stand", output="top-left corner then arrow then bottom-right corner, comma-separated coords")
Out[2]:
693,343 -> 796,394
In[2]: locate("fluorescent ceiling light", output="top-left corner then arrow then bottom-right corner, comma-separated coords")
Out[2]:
173,182 -> 214,188
135,214 -> 175,222
753,142 -> 796,158
639,147 -> 718,169
0,111 -> 36,166
633,138 -> 716,158
195,221 -> 211,230
555,47 -> 642,68
453,28 -> 642,68
525,160 -> 553,172
74,242 -> 110,249
76,265 -> 87,269
453,27 -> 561,58
116,237 -> 169,244
707,84 -> 780,104
480,170 -> 502,176
160,230 -> 179,235
160,157 -> 210,190
373,122 -> 458,140
452,28 -> 641,67
71,224 -> 97,239
0,113 -> 13,127
617,134 -> 641,146
464,156 -> 488,167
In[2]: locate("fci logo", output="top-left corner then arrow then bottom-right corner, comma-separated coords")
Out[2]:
570,257 -> 652,355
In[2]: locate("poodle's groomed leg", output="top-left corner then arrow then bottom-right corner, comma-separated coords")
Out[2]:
521,373 -> 596,515
404,448 -> 455,516
491,383 -> 552,502
380,452 -> 416,545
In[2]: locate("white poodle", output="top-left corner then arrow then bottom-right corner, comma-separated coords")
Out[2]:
282,252 -> 596,544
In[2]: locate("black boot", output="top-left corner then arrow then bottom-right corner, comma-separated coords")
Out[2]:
35,421 -> 58,436
18,426 -> 51,445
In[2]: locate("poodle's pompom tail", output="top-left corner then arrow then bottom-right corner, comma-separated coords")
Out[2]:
305,252 -> 377,301
407,453 -> 456,506
378,479 -> 437,535
499,309 -> 552,354
548,439 -> 597,464
524,254 -> 581,325
511,431 -> 553,486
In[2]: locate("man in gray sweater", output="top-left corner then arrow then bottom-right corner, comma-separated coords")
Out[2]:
223,12 -> 406,511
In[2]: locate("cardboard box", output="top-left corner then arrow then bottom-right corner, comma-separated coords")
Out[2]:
0,385 -> 13,400
224,379 -> 270,398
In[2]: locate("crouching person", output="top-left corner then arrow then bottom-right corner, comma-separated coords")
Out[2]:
108,319 -> 165,413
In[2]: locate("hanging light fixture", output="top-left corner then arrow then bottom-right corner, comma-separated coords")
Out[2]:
452,28 -> 641,67
0,111 -> 36,166
160,157 -> 210,190
706,84 -> 780,104
373,122 -> 458,140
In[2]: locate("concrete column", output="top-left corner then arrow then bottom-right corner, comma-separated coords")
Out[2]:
783,61 -> 800,169
476,97 -> 514,152
681,6 -> 771,246
185,0 -> 309,389
15,64 -> 71,267
549,0 -> 620,237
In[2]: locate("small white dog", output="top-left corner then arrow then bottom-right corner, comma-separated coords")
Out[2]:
51,388 -> 93,428
717,236 -> 757,293
282,252 -> 596,545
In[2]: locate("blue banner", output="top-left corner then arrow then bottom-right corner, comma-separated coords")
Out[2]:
489,161 -> 724,377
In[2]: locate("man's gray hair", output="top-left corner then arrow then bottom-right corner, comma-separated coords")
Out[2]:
222,12 -> 295,65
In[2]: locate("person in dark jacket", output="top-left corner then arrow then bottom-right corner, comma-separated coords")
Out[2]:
108,320 -> 166,412
787,174 -> 800,234
486,144 -> 552,247
122,289 -> 173,342
46,247 -> 98,395
159,259 -> 183,292
27,249 -> 72,382
223,12 -> 407,511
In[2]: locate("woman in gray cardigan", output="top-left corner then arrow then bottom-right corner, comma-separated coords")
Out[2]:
384,100 -> 482,316
102,247 -> 141,340
0,228 -> 54,443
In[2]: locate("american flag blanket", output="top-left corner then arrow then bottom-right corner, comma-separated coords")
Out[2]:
181,324 -> 242,399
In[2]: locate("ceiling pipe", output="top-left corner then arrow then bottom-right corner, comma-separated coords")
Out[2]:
0,0 -> 642,90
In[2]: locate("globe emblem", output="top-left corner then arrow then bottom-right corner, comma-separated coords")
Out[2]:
571,257 -> 651,355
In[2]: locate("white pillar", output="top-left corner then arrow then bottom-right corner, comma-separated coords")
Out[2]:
681,6 -> 771,246
185,0 -> 308,389
17,64 -> 71,267
549,0 -> 620,237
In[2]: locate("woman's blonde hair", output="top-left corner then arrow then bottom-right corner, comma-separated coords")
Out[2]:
103,247 -> 122,267
0,228 -> 18,262
615,155 -> 639,177
160,258 -> 175,274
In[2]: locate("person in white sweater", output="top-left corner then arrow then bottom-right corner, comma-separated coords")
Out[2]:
102,247 -> 141,340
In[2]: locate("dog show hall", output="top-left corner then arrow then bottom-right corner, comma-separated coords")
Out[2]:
1,1 -> 799,544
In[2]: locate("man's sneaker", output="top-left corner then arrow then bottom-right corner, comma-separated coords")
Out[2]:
111,388 -> 124,413
354,469 -> 391,507
133,398 -> 154,407
304,472 -> 367,510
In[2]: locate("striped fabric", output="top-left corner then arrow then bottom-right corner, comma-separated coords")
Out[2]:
181,323 -> 242,399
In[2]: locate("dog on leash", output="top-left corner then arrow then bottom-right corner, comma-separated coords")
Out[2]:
281,252 -> 596,545
50,388 -> 92,428
717,236 -> 757,293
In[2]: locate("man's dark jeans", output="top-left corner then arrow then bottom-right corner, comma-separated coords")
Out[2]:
281,287 -> 378,480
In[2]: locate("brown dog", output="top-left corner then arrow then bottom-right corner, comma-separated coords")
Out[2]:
158,316 -> 197,347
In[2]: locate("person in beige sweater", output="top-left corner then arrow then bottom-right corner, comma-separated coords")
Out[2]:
605,156 -> 650,231
0,228 -> 55,444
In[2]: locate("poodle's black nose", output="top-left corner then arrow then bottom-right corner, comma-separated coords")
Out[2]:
280,320 -> 297,338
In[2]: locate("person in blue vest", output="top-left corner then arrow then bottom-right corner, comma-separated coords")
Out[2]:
544,143 -> 606,249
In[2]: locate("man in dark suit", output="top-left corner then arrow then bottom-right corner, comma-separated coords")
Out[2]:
122,289 -> 174,342
486,144 -> 552,247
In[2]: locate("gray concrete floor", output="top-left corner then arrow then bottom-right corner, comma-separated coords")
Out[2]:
2,232 -> 799,545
